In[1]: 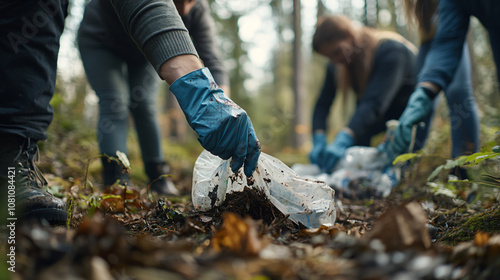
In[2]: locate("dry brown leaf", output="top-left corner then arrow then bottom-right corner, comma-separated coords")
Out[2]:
365,201 -> 431,251
473,231 -> 491,246
297,224 -> 345,238
100,197 -> 125,213
211,212 -> 268,256
99,185 -> 144,213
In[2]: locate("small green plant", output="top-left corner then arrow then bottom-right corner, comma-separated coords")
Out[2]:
392,153 -> 420,165
87,194 -> 101,217
83,151 -> 131,190
394,146 -> 500,194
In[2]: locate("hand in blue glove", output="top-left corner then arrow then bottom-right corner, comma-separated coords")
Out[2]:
170,68 -> 260,177
393,87 -> 434,155
322,130 -> 355,173
309,132 -> 327,167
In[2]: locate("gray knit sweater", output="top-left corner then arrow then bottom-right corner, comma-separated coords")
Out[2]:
78,0 -> 210,79
79,0 -> 227,84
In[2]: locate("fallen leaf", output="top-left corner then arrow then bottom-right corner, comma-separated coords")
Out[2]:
474,231 -> 490,246
211,212 -> 268,256
365,202 -> 431,251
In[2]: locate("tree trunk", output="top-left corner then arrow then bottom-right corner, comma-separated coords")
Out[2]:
292,0 -> 306,148
271,0 -> 286,106
364,0 -> 378,27
364,0 -> 368,26
228,13 -> 245,105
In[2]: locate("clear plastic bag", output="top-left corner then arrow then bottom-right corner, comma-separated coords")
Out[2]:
192,150 -> 336,228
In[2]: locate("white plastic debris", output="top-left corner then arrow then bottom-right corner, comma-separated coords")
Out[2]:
338,146 -> 390,171
292,146 -> 399,198
192,150 -> 336,228
293,121 -> 401,198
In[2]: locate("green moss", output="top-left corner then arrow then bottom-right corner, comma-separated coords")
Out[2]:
439,207 -> 500,246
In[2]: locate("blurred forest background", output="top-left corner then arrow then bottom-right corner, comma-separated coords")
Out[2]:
46,0 -> 500,187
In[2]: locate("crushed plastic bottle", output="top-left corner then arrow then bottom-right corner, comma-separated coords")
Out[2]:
192,150 -> 336,228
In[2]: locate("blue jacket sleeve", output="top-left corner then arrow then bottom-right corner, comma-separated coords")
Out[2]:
312,63 -> 337,132
109,0 -> 198,76
418,0 -> 470,91
348,41 -> 413,139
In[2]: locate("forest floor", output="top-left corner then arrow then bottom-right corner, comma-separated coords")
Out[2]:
3,147 -> 500,280
1,112 -> 500,280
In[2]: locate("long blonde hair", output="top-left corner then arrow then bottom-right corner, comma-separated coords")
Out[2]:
313,15 -> 416,99
402,0 -> 439,42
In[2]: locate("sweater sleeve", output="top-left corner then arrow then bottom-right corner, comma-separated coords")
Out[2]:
418,0 -> 469,91
348,41 -> 411,138
187,0 -> 228,86
312,63 -> 337,132
109,0 -> 198,76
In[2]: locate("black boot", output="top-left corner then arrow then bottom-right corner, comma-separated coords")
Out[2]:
145,161 -> 179,196
101,156 -> 130,187
0,134 -> 67,225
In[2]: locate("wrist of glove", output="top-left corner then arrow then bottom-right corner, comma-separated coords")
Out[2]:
393,87 -> 434,155
322,130 -> 354,173
309,132 -> 327,166
170,67 -> 260,177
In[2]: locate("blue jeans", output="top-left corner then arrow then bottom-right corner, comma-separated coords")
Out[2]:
78,42 -> 164,163
414,42 -> 479,157
0,0 -> 68,140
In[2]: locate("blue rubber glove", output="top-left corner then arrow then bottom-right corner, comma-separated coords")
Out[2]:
309,132 -> 327,167
393,87 -> 434,155
322,130 -> 355,173
170,68 -> 260,177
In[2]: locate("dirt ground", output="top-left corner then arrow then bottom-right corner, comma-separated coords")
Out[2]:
2,155 -> 500,280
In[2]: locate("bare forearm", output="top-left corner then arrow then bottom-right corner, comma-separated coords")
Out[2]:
219,85 -> 230,97
161,55 -> 204,84
417,81 -> 441,95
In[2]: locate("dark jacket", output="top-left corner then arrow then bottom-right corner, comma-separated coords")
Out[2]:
312,40 -> 416,145
419,0 -> 500,91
